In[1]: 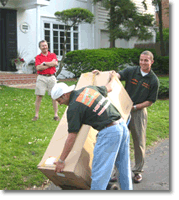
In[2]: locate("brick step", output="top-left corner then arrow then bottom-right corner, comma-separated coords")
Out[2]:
0,74 -> 38,85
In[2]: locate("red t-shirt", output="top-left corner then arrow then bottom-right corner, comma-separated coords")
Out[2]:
35,51 -> 58,75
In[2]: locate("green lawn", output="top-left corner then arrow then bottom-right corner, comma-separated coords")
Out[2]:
0,81 -> 169,190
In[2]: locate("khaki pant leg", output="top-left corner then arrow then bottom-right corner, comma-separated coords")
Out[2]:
129,108 -> 148,173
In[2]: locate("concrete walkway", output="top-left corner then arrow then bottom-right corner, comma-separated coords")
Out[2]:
44,138 -> 169,191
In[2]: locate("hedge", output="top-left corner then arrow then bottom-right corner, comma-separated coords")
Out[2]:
64,48 -> 169,77
63,49 -> 125,77
158,79 -> 169,99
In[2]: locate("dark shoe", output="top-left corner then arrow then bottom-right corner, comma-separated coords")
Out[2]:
32,116 -> 39,121
133,173 -> 142,183
54,116 -> 60,121
110,177 -> 118,182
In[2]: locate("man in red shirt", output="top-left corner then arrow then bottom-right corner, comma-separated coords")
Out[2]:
32,40 -> 60,121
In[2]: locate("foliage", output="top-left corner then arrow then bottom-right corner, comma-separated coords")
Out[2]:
92,0 -> 155,47
153,56 -> 169,74
55,8 -> 95,26
64,49 -> 125,77
11,50 -> 27,66
156,28 -> 169,42
158,78 -> 169,99
64,48 -> 169,77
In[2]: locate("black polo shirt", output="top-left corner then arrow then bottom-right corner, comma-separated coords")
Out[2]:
119,66 -> 159,105
67,86 -> 121,133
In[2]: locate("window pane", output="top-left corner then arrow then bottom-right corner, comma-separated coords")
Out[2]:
67,32 -> 70,37
73,26 -> 78,31
53,31 -> 58,36
44,23 -> 50,28
74,39 -> 78,44
54,50 -> 59,55
53,37 -> 58,43
53,44 -> 58,49
74,45 -> 78,50
60,32 -> 64,37
45,30 -> 50,36
53,24 -> 58,29
59,25 -> 64,29
60,37 -> 64,43
66,38 -> 70,43
45,36 -> 50,42
60,50 -> 63,56
66,44 -> 71,50
65,25 -> 71,30
60,44 -> 64,49
74,33 -> 78,38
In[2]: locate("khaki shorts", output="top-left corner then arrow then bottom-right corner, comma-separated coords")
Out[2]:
35,75 -> 57,96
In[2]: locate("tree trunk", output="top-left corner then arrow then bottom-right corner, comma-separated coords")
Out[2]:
55,30 -> 68,77
158,0 -> 165,56
109,1 -> 116,48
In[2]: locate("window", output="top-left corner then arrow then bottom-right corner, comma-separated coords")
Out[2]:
44,22 -> 79,57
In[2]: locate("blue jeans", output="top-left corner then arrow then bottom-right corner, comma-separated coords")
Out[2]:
91,121 -> 133,190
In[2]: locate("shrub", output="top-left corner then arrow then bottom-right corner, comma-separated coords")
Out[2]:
153,56 -> 169,75
64,49 -> 125,77
158,79 -> 169,99
64,48 -> 169,77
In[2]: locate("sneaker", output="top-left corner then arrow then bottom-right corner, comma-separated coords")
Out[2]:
32,116 -> 39,121
133,173 -> 142,183
54,116 -> 60,121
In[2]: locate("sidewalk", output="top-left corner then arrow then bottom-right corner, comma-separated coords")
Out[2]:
133,138 -> 169,190
44,138 -> 169,191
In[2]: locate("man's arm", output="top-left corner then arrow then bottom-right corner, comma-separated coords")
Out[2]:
105,71 -> 117,93
54,132 -> 77,173
36,59 -> 58,71
36,63 -> 48,71
132,101 -> 153,111
45,59 -> 58,67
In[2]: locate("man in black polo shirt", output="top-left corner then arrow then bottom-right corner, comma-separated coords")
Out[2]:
93,50 -> 159,184
117,50 -> 159,183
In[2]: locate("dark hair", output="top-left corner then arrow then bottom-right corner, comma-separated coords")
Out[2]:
39,40 -> 48,48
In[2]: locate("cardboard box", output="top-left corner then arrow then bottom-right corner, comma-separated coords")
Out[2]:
37,71 -> 133,190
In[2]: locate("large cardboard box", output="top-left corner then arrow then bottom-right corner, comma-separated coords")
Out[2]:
37,71 -> 133,190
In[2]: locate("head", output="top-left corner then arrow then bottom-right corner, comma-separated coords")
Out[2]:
39,40 -> 48,54
139,50 -> 154,73
51,83 -> 76,105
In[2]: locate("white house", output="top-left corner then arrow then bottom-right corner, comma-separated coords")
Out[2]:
0,0 -> 156,75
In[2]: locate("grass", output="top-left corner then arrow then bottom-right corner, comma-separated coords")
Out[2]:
0,79 -> 169,190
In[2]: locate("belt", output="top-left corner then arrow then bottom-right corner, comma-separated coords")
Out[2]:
39,73 -> 55,77
97,118 -> 123,137
102,118 -> 123,130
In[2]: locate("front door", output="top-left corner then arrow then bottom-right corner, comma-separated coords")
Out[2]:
0,9 -> 17,71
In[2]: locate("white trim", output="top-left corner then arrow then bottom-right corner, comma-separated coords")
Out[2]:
76,0 -> 87,2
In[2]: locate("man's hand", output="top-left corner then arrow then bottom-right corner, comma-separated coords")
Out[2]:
53,133 -> 77,174
110,70 -> 120,79
109,70 -> 117,80
54,161 -> 65,173
92,69 -> 100,75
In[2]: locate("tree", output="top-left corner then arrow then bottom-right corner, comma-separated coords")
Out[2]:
54,8 -> 94,77
143,0 -> 166,56
93,0 -> 155,48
